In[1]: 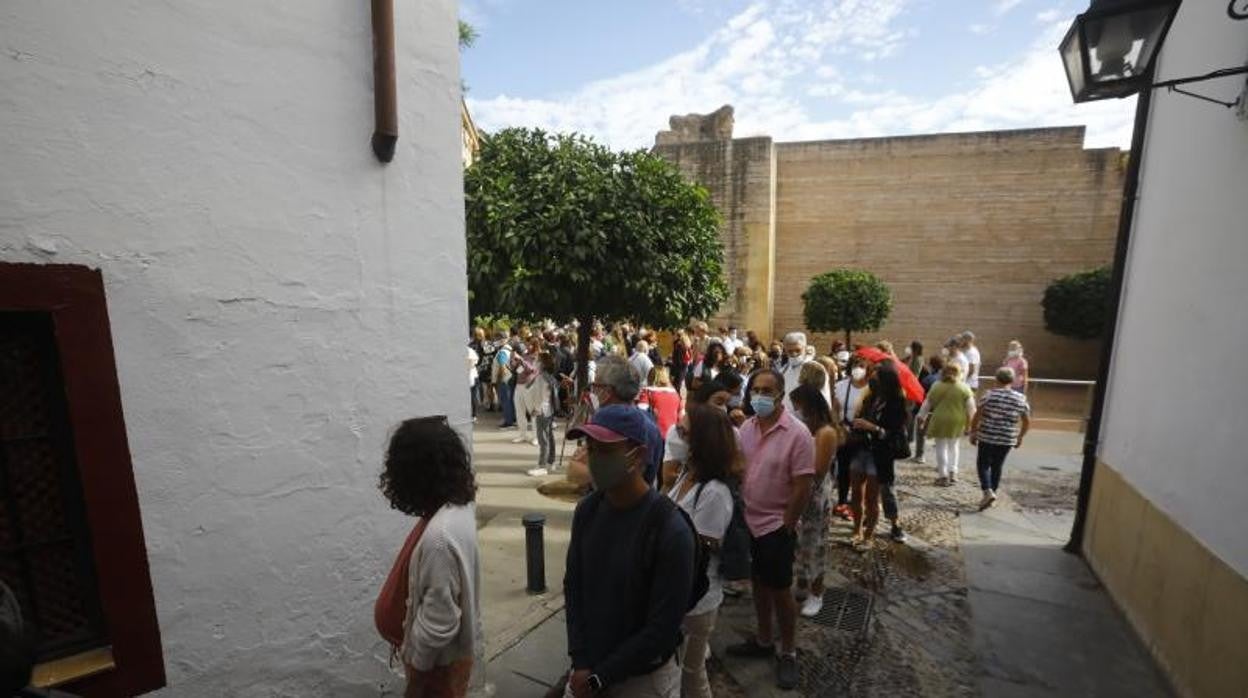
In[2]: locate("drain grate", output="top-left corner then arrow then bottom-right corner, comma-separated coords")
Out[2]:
809,587 -> 874,634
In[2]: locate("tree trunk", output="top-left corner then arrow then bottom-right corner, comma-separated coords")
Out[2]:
576,316 -> 591,398
845,329 -> 852,348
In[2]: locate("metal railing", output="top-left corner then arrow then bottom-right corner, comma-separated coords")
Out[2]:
973,375 -> 1097,431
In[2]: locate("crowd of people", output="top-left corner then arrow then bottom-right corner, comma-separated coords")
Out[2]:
353,323 -> 1034,698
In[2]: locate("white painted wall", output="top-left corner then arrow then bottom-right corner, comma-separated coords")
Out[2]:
1099,2 -> 1248,577
0,1 -> 467,694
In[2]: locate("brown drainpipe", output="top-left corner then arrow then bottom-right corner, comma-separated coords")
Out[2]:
371,0 -> 398,163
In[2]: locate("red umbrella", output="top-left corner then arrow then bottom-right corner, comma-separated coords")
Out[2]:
854,347 -> 925,404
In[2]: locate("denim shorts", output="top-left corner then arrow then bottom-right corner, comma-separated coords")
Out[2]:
849,447 -> 878,477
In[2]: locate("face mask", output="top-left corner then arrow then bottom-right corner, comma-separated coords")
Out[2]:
851,367 -> 867,382
588,447 -> 637,490
728,395 -> 742,409
788,351 -> 803,361
940,348 -> 950,359
1008,349 -> 1021,358
751,395 -> 777,418
901,348 -> 912,358
835,351 -> 850,364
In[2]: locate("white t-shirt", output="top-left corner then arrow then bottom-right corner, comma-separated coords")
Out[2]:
964,346 -> 982,388
666,473 -> 733,616
664,424 -> 689,464
948,350 -> 969,383
832,378 -> 867,425
629,352 -> 655,387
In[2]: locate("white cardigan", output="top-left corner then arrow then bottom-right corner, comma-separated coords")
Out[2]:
400,503 -> 482,671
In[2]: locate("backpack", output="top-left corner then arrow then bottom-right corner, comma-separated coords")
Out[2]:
581,491 -> 710,616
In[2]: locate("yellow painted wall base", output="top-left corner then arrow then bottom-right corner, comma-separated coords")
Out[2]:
1084,461 -> 1248,698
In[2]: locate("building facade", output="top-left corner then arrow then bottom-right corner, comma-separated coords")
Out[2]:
655,113 -> 1126,378
1083,3 -> 1248,696
0,1 -> 468,695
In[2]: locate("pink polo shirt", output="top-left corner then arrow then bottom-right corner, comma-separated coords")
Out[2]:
739,410 -> 815,537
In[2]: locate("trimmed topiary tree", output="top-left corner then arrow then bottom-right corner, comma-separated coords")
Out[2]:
1042,266 -> 1111,340
801,269 -> 892,346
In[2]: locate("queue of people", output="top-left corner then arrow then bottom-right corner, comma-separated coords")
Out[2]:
441,322 -> 1036,695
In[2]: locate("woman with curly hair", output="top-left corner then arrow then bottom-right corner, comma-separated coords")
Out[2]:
376,416 -> 481,698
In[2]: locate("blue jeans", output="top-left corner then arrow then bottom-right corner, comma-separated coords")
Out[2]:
977,442 -> 1012,491
497,381 -> 516,426
535,414 -> 556,465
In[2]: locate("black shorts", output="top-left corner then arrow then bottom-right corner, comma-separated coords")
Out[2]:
750,528 -> 796,590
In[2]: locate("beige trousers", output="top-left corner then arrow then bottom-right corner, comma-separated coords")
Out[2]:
679,610 -> 718,698
565,658 -> 680,698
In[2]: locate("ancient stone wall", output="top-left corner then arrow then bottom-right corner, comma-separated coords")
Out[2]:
654,111 -> 1124,379
772,127 -> 1123,378
653,135 -> 776,336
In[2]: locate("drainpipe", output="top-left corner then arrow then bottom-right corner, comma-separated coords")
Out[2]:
1065,74 -> 1153,554
370,0 -> 398,163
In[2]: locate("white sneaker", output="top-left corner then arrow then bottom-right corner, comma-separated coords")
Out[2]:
527,467 -> 549,477
978,490 -> 997,511
529,439 -> 539,447
800,594 -> 824,618
510,436 -> 527,444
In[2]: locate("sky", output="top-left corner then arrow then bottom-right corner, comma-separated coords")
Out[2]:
460,0 -> 1136,151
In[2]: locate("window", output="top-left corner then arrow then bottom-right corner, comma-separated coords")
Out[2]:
0,264 -> 164,695
0,313 -> 108,658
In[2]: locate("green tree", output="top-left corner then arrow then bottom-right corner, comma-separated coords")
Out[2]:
457,20 -> 478,49
1042,266 -> 1111,340
801,269 -> 892,346
465,128 -> 727,389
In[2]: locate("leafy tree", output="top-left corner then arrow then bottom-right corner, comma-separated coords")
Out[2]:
458,20 -> 478,49
801,269 -> 892,346
465,128 -> 727,389
1043,266 -> 1111,340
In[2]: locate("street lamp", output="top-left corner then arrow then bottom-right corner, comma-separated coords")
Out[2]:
1059,0 -> 1181,102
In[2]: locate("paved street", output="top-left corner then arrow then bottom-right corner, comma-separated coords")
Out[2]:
472,413 -> 1170,696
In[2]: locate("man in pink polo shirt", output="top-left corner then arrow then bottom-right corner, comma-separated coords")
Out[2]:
725,368 -> 814,691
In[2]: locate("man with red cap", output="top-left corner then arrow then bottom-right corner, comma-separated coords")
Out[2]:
561,404 -> 695,698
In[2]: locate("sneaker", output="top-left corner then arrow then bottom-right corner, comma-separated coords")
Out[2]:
934,476 -> 948,487
776,653 -> 799,690
978,490 -> 997,511
889,524 -> 907,543
510,436 -> 528,444
800,594 -> 824,618
529,439 -> 539,447
726,637 -> 775,659
527,467 -> 549,477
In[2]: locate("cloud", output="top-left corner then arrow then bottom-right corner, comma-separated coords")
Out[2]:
969,23 -> 995,35
467,0 -> 1133,151
1035,8 -> 1064,23
993,0 -> 1025,16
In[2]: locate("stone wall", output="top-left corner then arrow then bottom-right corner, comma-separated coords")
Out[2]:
653,136 -> 776,336
773,127 -> 1124,378
654,115 -> 1125,378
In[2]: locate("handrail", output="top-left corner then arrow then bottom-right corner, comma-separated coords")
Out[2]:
973,376 -> 1096,387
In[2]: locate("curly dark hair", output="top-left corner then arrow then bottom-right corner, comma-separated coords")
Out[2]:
685,405 -> 740,484
380,416 -> 476,517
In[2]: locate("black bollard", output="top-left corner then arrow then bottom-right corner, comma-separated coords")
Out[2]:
522,513 -> 547,594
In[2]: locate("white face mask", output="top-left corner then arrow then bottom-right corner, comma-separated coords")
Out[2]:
1008,348 -> 1021,358
901,347 -> 912,358
851,367 -> 867,382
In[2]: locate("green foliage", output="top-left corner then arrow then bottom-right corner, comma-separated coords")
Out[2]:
464,128 -> 728,332
1042,266 -> 1111,340
801,269 -> 892,344
458,20 -> 478,49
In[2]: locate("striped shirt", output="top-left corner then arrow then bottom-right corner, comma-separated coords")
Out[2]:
977,388 -> 1030,446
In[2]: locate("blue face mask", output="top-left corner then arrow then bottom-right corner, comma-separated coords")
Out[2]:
751,395 -> 776,418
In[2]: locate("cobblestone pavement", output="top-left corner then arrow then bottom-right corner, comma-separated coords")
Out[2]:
710,460 -> 1077,697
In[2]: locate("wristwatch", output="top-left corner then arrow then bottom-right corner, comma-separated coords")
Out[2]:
587,674 -> 605,693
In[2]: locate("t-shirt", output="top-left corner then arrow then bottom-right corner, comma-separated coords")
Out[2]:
639,386 -> 681,437
1003,355 -> 1029,393
738,411 -> 815,537
921,380 -> 975,439
666,474 -> 732,616
948,350 -> 969,383
965,346 -> 982,388
629,352 -> 655,387
977,388 -> 1030,446
832,378 -> 867,427
564,491 -> 694,684
664,424 -> 689,464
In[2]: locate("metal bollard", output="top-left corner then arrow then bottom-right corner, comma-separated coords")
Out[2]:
522,513 -> 547,594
